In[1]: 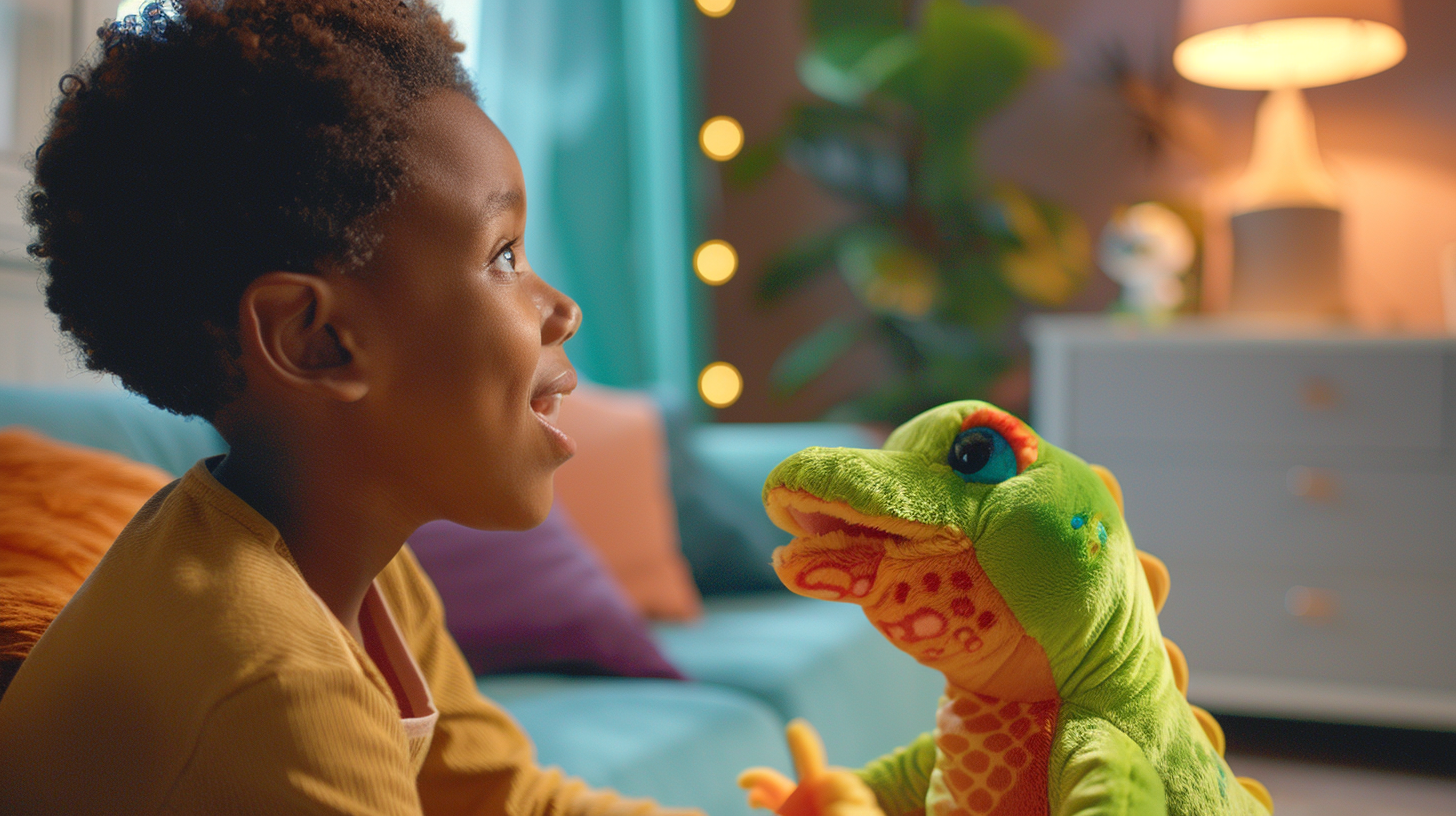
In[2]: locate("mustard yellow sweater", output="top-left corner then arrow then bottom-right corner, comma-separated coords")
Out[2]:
0,460 -> 687,816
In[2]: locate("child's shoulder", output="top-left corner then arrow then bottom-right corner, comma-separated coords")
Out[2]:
0,459 -> 400,810
14,460 -> 361,688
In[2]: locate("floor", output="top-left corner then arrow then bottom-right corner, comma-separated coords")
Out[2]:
1220,716 -> 1456,816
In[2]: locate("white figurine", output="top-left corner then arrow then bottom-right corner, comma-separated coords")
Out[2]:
1099,202 -> 1195,319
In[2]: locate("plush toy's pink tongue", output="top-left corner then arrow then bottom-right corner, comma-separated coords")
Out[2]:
787,507 -> 898,540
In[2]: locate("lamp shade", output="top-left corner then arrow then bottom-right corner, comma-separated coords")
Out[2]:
1175,0 -> 1405,90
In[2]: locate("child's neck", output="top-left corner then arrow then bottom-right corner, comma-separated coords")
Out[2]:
211,439 -> 417,646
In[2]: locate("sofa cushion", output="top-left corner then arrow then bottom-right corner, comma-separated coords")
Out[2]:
0,383 -> 226,476
0,428 -> 172,694
655,593 -> 945,769
669,420 -> 883,595
408,507 -> 684,680
553,384 -> 701,621
479,675 -> 790,816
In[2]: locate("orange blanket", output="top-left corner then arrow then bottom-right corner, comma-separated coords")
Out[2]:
0,428 -> 170,694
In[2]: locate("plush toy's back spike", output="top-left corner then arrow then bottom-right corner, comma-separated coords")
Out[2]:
1238,777 -> 1274,813
1097,461 -> 1171,616
1138,550 -> 1171,614
1189,704 -> 1225,756
1089,464 -> 1124,515
1164,637 -> 1189,697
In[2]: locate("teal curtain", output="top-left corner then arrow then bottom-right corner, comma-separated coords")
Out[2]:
445,0 -> 703,397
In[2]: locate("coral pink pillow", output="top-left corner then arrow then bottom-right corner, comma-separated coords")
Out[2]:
553,384 -> 702,622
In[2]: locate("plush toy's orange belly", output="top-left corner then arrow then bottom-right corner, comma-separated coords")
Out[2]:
929,691 -> 1058,816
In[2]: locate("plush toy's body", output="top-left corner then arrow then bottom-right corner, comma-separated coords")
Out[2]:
753,401 -> 1272,816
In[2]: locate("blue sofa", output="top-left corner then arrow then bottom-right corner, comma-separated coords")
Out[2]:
0,383 -> 944,815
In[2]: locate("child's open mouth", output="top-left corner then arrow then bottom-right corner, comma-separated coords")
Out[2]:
530,368 -> 577,456
530,392 -> 564,426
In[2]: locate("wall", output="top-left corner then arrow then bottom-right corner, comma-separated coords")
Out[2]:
702,0 -> 1456,422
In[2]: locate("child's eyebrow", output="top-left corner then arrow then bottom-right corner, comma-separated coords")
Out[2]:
479,188 -> 524,222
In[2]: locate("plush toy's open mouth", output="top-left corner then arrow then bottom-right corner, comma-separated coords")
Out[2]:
784,506 -> 898,539
765,487 -> 951,550
764,487 -> 967,603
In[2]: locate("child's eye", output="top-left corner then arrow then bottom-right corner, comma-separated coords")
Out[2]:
490,244 -> 518,276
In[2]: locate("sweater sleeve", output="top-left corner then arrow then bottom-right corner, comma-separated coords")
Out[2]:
379,547 -> 703,816
162,669 -> 424,816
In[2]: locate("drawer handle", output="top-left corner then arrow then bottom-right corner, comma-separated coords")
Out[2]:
1285,586 -> 1338,621
1300,377 -> 1342,409
1286,466 -> 1339,501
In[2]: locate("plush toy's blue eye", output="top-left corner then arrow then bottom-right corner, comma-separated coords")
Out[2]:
948,426 -> 1018,484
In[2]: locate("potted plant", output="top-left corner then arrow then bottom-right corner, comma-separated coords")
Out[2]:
737,0 -> 1090,422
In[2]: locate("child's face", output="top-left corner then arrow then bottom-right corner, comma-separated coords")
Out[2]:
357,90 -> 581,530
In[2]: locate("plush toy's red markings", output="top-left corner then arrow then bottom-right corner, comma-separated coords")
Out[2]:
930,693 -> 1059,816
878,608 -> 948,643
865,555 -> 1018,675
793,546 -> 884,600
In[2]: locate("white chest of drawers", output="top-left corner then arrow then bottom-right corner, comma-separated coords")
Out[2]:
1028,316 -> 1456,730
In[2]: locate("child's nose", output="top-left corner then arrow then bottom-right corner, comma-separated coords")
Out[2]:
541,284 -> 581,346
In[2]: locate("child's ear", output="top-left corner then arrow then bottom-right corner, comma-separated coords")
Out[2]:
239,272 -> 368,403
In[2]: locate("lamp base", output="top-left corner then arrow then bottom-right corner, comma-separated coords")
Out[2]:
1229,206 -> 1343,318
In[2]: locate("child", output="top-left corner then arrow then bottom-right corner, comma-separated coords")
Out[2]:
0,1 -> 691,812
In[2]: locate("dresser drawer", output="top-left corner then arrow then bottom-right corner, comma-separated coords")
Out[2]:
1068,345 -> 1446,451
1108,460 -> 1456,577
1156,562 -> 1456,695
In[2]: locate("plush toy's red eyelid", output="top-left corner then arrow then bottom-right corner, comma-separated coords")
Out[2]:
959,407 -> 1039,474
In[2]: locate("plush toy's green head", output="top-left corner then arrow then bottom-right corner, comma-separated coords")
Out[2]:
764,400 -> 1157,700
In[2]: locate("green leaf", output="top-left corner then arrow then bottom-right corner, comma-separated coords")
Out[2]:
782,105 -> 908,208
885,316 -> 985,359
805,0 -> 904,37
770,317 -> 863,395
916,133 -> 980,218
834,232 -> 939,318
798,25 -> 918,106
725,138 -> 783,190
936,251 -> 1016,325
871,315 -> 928,370
756,227 -> 847,303
987,184 -> 1091,306
906,0 -> 1059,137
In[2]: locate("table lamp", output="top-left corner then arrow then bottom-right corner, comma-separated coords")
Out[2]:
1174,0 -> 1406,318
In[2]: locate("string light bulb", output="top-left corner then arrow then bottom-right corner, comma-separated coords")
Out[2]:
693,240 -> 738,285
698,362 -> 743,408
699,116 -> 744,161
695,0 -> 734,18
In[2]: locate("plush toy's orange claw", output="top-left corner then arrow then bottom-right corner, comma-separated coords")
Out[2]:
738,720 -> 884,816
738,767 -> 797,812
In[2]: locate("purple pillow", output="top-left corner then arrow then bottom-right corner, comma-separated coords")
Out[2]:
408,505 -> 685,680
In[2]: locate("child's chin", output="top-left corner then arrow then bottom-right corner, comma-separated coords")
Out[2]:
453,488 -> 553,532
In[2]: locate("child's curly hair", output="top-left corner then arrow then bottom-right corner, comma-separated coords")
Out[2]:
26,0 -> 474,419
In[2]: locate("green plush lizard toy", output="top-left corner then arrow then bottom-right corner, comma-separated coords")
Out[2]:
738,400 -> 1273,816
